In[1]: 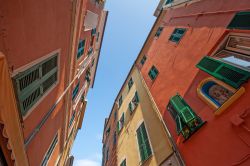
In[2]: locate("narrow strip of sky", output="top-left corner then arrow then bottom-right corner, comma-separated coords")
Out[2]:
72,1 -> 159,165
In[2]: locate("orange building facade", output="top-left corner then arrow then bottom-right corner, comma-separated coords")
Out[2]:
136,0 -> 250,165
0,0 -> 108,165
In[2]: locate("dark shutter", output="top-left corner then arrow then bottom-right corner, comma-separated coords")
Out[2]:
196,56 -> 250,89
228,11 -> 250,30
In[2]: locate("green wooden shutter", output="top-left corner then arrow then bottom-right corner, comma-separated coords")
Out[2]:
169,28 -> 187,43
136,123 -> 152,162
120,159 -> 126,166
196,56 -> 250,89
155,27 -> 163,37
13,54 -> 58,116
170,94 -> 196,124
228,11 -> 250,30
148,66 -> 159,80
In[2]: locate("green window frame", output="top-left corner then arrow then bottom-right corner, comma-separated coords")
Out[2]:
87,47 -> 94,56
129,91 -> 139,114
118,95 -> 123,107
91,28 -> 97,36
41,134 -> 58,166
196,56 -> 250,89
148,66 -> 159,81
68,111 -> 76,128
72,82 -> 80,100
128,78 -> 134,90
77,40 -> 85,59
85,68 -> 91,83
120,159 -> 126,166
136,122 -> 152,162
155,27 -> 164,37
166,0 -> 173,5
167,94 -> 205,139
228,11 -> 250,30
117,112 -> 125,133
113,132 -> 117,146
13,54 -> 58,116
140,55 -> 147,66
169,28 -> 187,43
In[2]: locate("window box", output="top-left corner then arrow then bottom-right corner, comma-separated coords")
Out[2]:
167,94 -> 205,140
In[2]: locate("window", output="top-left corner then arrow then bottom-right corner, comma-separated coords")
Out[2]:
96,32 -> 100,42
148,66 -> 159,81
13,54 -> 58,116
106,148 -> 109,162
214,35 -> 250,71
128,78 -> 134,90
228,11 -> 250,30
106,127 -> 110,136
91,28 -> 97,36
87,47 -> 93,56
120,159 -> 126,166
72,82 -> 80,100
77,40 -> 85,59
113,132 -> 117,146
41,134 -> 58,166
169,28 -> 187,43
166,0 -> 173,5
155,27 -> 163,37
167,94 -> 205,139
118,96 -> 123,107
114,111 -> 117,121
197,77 -> 245,115
136,122 -> 152,162
91,59 -> 95,67
129,91 -> 139,114
69,111 -> 76,128
117,112 -> 125,133
196,56 -> 250,89
85,68 -> 91,82
140,56 -> 147,66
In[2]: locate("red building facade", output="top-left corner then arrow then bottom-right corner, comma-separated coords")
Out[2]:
138,0 -> 250,165
0,0 -> 107,165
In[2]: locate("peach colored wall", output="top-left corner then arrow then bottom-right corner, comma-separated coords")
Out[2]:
140,0 -> 250,165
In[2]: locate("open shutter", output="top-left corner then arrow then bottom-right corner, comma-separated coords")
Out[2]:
170,94 -> 196,124
196,56 -> 250,89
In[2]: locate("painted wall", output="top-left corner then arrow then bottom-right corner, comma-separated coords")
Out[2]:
116,68 -> 173,166
139,0 -> 250,165
0,0 -> 106,165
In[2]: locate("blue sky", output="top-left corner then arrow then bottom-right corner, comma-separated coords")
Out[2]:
72,1 -> 159,165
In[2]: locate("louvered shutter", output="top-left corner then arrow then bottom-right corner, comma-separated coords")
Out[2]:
196,56 -> 250,89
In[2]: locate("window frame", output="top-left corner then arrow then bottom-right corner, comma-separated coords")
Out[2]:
169,28 -> 187,44
148,66 -> 159,81
12,50 -> 60,118
135,121 -> 153,163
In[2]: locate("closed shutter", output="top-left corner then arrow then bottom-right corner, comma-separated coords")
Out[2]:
136,122 -> 152,162
13,54 -> 58,116
228,11 -> 250,30
72,82 -> 80,100
155,27 -> 163,37
196,56 -> 250,89
169,28 -> 187,43
77,40 -> 85,59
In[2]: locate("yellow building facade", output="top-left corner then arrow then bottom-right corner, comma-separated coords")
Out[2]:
115,67 -> 181,166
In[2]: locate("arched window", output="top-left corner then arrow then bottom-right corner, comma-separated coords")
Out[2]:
197,77 -> 245,115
